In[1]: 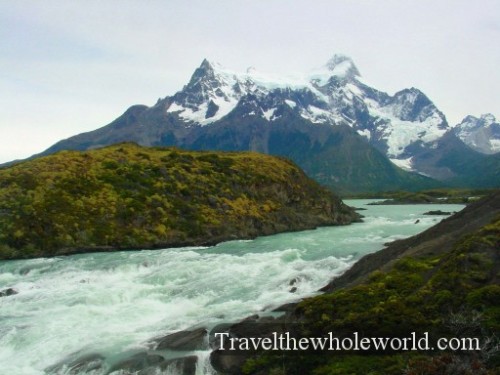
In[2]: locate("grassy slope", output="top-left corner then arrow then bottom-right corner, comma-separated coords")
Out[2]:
0,143 -> 358,260
242,192 -> 500,375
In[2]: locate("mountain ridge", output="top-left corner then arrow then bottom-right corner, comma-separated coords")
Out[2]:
7,54 -> 499,192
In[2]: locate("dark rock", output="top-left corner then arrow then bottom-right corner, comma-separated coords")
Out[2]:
0,288 -> 18,297
289,286 -> 297,293
155,327 -> 208,351
272,302 -> 297,313
209,323 -> 234,349
210,349 -> 249,375
45,353 -> 105,374
288,274 -> 311,287
242,314 -> 259,322
108,352 -> 164,374
423,210 -> 452,215
205,100 -> 219,119
415,219 -> 420,224
138,356 -> 197,375
209,314 -> 291,374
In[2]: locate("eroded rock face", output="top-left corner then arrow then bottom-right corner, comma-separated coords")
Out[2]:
155,327 -> 208,351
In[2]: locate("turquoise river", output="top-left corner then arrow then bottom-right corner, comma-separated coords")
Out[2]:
0,200 -> 465,374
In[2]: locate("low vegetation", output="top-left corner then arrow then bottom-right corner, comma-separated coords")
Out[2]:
242,212 -> 500,374
0,143 -> 357,260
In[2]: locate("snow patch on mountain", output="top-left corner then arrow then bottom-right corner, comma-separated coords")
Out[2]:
357,129 -> 371,140
263,108 -> 278,121
365,98 -> 447,157
301,105 -> 341,124
390,157 -> 414,171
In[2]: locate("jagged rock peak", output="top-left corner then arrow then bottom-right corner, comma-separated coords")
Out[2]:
186,58 -> 222,88
199,58 -> 213,71
459,113 -> 498,128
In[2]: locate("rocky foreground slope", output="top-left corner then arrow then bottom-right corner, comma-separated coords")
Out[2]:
212,191 -> 500,374
0,143 -> 359,260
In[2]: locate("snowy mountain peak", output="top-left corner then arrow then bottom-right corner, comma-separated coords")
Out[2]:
458,113 -> 498,130
166,55 -> 451,161
185,59 -> 236,88
481,113 -> 497,124
185,59 -> 217,89
325,54 -> 361,78
388,88 -> 446,125
454,113 -> 500,154
308,54 -> 361,87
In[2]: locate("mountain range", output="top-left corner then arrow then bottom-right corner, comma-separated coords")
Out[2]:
31,55 -> 500,193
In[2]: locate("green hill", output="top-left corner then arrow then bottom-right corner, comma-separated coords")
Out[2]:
0,143 -> 359,260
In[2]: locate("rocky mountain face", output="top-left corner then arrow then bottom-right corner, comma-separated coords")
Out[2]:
162,55 -> 450,165
37,55 -> 499,192
453,114 -> 500,155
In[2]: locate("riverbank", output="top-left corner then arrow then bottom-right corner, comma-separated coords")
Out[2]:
212,191 -> 500,374
347,188 -> 495,205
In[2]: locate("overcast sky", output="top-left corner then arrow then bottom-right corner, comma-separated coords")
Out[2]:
1,0 -> 499,163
